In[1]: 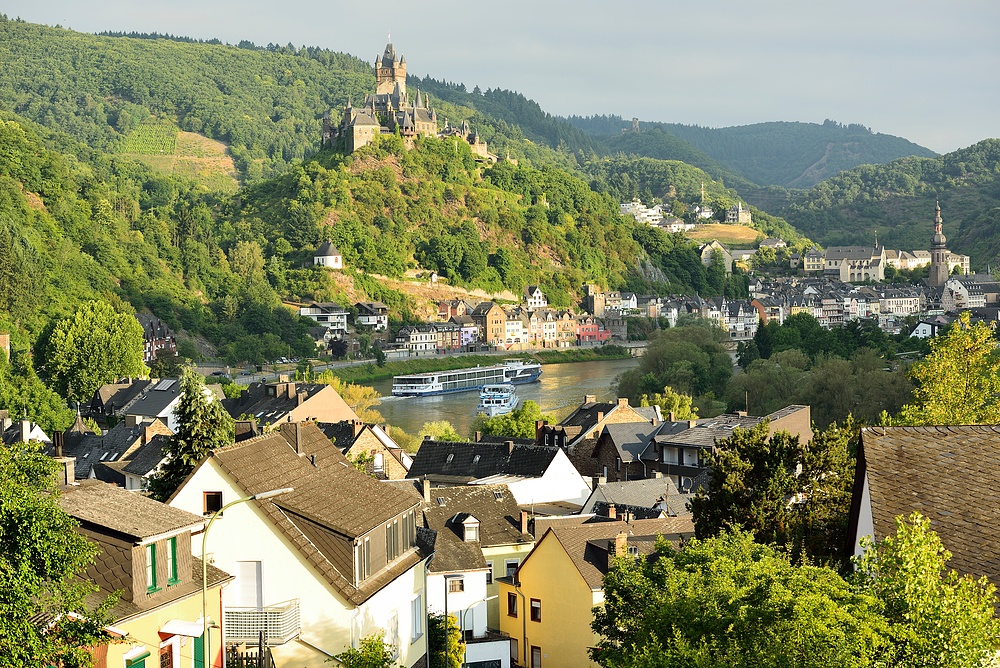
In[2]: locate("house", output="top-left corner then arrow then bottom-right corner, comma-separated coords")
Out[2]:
539,395 -> 660,460
319,419 -> 413,479
418,482 -> 534,668
803,248 -> 824,272
580,475 -> 689,519
57,480 -> 233,668
449,315 -> 479,348
523,286 -> 548,311
498,516 -> 694,668
726,202 -> 752,225
299,302 -> 349,336
590,421 -> 662,483
313,240 -> 343,269
88,378 -> 152,421
136,313 -> 177,363
355,302 -> 389,331
847,426 -> 1000,592
699,240 -> 733,274
471,302 -> 507,347
168,423 -> 429,667
823,245 -> 885,282
395,325 -> 438,356
758,238 -> 786,250
1,416 -> 51,445
407,440 -> 593,509
222,380 -> 360,428
122,378 -> 184,432
438,299 -> 476,321
645,405 -> 812,492
910,315 -> 953,339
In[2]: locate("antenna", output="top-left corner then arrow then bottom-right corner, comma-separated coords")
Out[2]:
745,390 -> 749,415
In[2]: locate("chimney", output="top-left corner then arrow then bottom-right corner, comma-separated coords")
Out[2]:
535,420 -> 546,444
520,510 -> 529,535
596,411 -> 604,423
474,431 -> 482,443
353,420 -> 364,438
296,391 -> 305,406
614,531 -> 628,557
20,419 -> 30,444
142,424 -> 156,446
669,410 -> 676,422
125,414 -> 140,428
653,471 -> 662,479
53,456 -> 75,486
240,388 -> 249,401
423,477 -> 431,503
607,503 -> 617,519
53,431 -> 64,458
506,440 -> 515,455
235,419 -> 258,442
688,420 -> 698,428
617,397 -> 629,408
736,410 -> 748,417
584,394 -> 596,404
293,423 -> 304,454
424,434 -> 433,441
0,412 -> 10,431
286,382 -> 297,399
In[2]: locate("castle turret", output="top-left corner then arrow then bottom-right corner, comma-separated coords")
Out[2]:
376,41 -> 406,96
928,200 -> 950,287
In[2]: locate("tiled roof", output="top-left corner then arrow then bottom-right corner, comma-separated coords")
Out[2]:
59,480 -> 205,541
126,378 -> 181,417
120,435 -> 171,476
422,485 -> 532,552
589,477 -> 688,517
603,422 -> 660,463
407,440 -> 559,481
89,379 -> 150,415
539,517 -> 694,590
854,426 -> 1000,588
316,240 -> 341,257
46,419 -> 169,480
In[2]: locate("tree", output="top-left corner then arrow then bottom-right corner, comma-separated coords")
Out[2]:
854,513 -> 1000,667
428,613 -> 465,668
690,418 -> 858,565
328,632 -> 395,668
40,300 -> 147,402
146,369 -> 234,501
312,372 -> 383,423
418,420 -> 465,442
470,400 -> 553,440
0,443 -> 119,667
592,530 -> 888,668
149,351 -> 185,378
891,312 -> 1000,425
639,385 -> 698,420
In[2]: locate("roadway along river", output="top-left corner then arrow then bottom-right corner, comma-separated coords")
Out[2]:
369,357 -> 641,438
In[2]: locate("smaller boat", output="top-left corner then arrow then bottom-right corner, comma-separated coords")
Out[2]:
476,384 -> 519,417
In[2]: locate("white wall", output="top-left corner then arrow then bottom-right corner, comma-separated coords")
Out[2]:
507,450 -> 592,507
853,473 -> 874,561
427,569 -> 488,638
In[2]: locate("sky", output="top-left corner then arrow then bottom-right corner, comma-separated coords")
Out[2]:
5,0 -> 998,154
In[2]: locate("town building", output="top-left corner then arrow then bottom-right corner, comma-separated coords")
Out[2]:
299,302 -> 349,337
699,240 -> 733,274
355,301 -> 389,330
823,244 -> 885,282
928,201 -> 950,288
726,202 -> 752,225
319,419 -> 413,480
313,240 -> 343,269
136,313 -> 177,363
222,380 -> 360,427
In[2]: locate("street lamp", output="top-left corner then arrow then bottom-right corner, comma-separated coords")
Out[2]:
202,487 -> 293,668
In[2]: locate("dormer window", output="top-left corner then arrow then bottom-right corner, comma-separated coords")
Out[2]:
146,543 -> 159,593
462,515 -> 480,542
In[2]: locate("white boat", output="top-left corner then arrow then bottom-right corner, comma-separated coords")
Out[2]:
391,359 -> 542,397
476,384 -> 519,417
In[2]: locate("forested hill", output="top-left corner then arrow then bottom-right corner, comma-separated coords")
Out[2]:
567,115 -> 937,188
774,139 -> 1000,263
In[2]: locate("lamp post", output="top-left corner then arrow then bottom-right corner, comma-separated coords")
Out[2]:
202,487 -> 293,668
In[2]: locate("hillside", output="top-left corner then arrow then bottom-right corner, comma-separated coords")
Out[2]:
568,115 -> 937,188
775,139 -> 1000,263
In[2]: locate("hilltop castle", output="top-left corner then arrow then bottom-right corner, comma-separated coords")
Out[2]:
323,40 -> 492,159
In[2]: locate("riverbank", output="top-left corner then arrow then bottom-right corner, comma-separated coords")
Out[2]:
330,345 -> 633,385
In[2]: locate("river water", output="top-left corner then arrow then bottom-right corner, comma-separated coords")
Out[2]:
369,358 -> 641,437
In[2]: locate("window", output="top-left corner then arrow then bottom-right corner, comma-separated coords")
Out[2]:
616,457 -> 621,472
386,520 -> 400,562
146,544 -> 159,593
486,561 -> 493,585
166,537 -> 179,585
373,453 -> 384,473
464,523 -> 479,542
203,491 -> 223,516
530,598 -> 541,622
357,537 -> 371,582
531,645 -> 542,668
507,592 -> 518,617
411,595 -> 423,641
505,559 -> 519,578
448,577 -> 464,593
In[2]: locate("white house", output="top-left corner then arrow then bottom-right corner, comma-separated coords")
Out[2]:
314,240 -> 343,269
523,285 -> 548,311
355,301 -> 389,331
300,302 -> 349,337
168,423 -> 428,667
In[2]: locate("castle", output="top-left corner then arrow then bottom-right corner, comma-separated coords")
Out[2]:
323,40 -> 492,159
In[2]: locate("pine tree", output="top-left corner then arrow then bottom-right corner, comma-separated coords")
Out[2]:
147,369 -> 234,501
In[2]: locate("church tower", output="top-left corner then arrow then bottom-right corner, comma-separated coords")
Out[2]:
375,41 -> 406,97
928,200 -> 950,287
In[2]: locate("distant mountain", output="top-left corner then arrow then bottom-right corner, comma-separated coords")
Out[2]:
567,115 -> 937,188
773,139 -> 1000,265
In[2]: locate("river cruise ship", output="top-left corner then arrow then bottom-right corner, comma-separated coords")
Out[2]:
476,384 -> 519,417
391,360 -> 542,397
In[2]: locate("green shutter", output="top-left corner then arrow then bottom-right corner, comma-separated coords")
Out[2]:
146,544 -> 158,593
167,537 -> 179,584
194,634 -> 205,668
126,650 -> 150,667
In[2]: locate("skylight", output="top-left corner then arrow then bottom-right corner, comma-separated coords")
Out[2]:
154,379 -> 176,391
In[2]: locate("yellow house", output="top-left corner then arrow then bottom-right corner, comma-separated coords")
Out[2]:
499,517 -> 693,668
57,480 -> 232,668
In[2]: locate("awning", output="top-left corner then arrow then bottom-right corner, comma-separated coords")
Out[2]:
160,619 -> 205,637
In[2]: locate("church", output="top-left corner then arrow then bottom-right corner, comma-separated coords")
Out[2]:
323,40 -> 491,159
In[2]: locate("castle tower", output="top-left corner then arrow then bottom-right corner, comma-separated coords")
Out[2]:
928,200 -> 950,287
375,41 -> 406,97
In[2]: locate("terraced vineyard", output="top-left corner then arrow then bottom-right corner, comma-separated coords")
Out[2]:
119,122 -> 177,154
120,125 -> 239,193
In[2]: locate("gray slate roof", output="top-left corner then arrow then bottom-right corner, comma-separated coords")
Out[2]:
588,477 -> 689,518
59,479 -> 204,541
407,440 -> 560,482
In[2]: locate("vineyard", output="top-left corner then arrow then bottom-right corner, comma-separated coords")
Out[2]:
119,122 -> 178,154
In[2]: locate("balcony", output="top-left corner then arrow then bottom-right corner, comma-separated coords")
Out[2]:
224,599 -> 301,646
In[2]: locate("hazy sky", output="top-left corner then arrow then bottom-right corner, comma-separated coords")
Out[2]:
5,0 -> 997,153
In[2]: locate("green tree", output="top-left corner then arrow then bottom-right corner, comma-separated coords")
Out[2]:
146,369 -> 234,501
854,513 -> 1000,667
690,418 -> 858,565
428,613 -> 465,668
592,530 -> 888,668
891,312 -> 1000,425
639,385 -> 698,420
0,443 -> 119,667
40,300 -> 147,402
418,420 -> 465,442
470,400 -> 553,440
328,632 -> 395,668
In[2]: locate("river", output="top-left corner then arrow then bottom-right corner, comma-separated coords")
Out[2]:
369,357 -> 641,437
